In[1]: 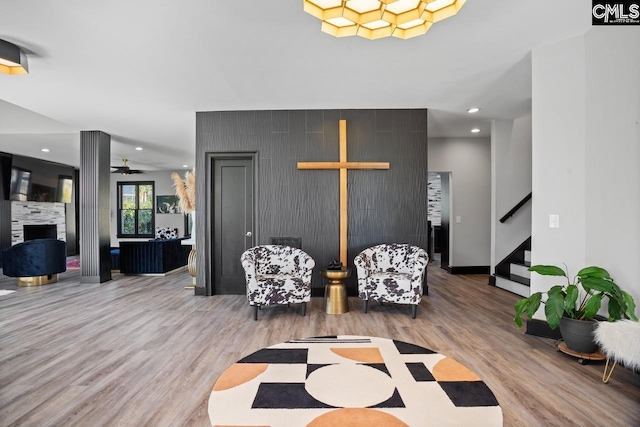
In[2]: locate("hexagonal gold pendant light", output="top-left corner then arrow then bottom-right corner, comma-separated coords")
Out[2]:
304,0 -> 466,40
0,39 -> 29,74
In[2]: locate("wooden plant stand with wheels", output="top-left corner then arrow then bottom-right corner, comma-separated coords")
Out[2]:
555,340 -> 606,365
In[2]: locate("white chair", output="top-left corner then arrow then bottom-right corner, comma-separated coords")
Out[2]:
354,243 -> 429,319
241,245 -> 315,320
594,319 -> 640,383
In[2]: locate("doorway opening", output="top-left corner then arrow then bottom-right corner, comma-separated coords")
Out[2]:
428,171 -> 451,269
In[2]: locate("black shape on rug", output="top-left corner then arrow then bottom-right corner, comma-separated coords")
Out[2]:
405,362 -> 435,381
252,383 -> 335,409
370,388 -> 406,408
393,340 -> 436,354
289,337 -> 372,344
239,348 -> 308,364
306,363 -> 333,378
439,381 -> 500,407
360,363 -> 391,377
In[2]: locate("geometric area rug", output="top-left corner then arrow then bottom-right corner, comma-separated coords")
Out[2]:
208,335 -> 502,426
66,259 -> 80,270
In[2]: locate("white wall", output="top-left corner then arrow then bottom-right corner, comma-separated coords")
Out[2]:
531,28 -> 640,318
428,137 -> 491,267
110,170 -> 187,246
491,114 -> 532,273
584,28 -> 640,308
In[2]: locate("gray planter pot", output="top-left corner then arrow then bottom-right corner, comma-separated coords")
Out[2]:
559,317 -> 599,354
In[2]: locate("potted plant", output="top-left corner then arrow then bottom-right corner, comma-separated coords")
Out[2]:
514,265 -> 637,353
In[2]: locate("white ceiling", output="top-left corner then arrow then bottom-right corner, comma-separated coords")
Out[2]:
0,0 -> 591,170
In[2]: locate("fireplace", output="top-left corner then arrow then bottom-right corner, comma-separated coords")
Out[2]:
24,225 -> 57,241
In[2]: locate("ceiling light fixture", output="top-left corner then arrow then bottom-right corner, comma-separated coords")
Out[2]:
0,39 -> 29,75
467,107 -> 480,113
41,148 -> 50,152
304,0 -> 466,40
135,147 -> 143,151
182,164 -> 189,168
471,128 -> 480,133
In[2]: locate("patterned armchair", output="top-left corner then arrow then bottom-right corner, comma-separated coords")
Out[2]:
241,245 -> 315,320
354,243 -> 429,319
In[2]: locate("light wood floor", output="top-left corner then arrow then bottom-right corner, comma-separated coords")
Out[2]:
1,265 -> 639,427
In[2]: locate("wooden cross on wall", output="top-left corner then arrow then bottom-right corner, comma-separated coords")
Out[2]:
298,120 -> 390,266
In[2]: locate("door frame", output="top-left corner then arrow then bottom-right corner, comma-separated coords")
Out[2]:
440,171 -> 452,271
205,151 -> 259,296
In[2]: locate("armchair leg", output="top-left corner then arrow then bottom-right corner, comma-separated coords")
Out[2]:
302,302 -> 307,317
363,300 -> 369,314
424,285 -> 429,296
411,305 -> 417,319
253,305 -> 259,321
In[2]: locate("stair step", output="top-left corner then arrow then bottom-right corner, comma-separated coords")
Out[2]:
509,274 -> 530,286
496,273 -> 530,286
510,263 -> 531,279
524,250 -> 531,263
495,276 -> 530,297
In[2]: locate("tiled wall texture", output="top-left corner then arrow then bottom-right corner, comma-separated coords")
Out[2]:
428,172 -> 442,226
11,201 -> 66,244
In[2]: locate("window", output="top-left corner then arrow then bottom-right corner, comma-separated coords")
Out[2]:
117,181 -> 154,238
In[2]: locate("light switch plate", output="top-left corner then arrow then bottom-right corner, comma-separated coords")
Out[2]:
549,214 -> 560,228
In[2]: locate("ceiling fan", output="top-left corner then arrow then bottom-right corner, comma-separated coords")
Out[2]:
111,158 -> 143,175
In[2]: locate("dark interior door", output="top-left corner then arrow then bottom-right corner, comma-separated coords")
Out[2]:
213,158 -> 254,294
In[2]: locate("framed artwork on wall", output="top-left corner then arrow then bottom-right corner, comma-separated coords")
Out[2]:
156,195 -> 180,214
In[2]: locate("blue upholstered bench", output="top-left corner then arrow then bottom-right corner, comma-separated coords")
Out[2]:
118,238 -> 190,275
110,248 -> 120,271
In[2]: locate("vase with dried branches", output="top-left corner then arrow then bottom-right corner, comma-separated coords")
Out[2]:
172,169 -> 197,288
171,169 -> 196,214
171,169 -> 196,238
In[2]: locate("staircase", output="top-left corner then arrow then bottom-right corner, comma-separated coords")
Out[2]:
493,237 -> 531,297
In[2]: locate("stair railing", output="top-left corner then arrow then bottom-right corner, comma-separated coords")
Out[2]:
499,192 -> 532,223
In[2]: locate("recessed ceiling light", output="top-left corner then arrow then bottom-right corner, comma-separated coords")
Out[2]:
471,128 -> 480,133
41,148 -> 50,152
135,147 -> 143,151
183,164 -> 189,168
467,107 -> 480,114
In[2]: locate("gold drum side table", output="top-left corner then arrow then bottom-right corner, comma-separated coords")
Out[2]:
321,269 -> 351,314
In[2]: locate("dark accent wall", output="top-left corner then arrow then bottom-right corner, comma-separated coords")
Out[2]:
74,168 -> 80,254
64,169 -> 78,256
0,152 -> 78,266
196,109 -> 429,295
0,199 -> 10,268
0,152 -> 11,267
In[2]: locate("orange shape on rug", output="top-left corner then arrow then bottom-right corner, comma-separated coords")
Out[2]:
432,357 -> 481,382
308,408 -> 408,427
330,347 -> 384,363
212,363 -> 268,391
